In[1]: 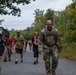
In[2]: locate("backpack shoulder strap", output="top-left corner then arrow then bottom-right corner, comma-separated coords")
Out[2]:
44,28 -> 47,40
41,27 -> 47,40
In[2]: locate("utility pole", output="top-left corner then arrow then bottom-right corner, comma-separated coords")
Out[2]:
63,15 -> 66,42
53,11 -> 56,28
53,11 -> 58,28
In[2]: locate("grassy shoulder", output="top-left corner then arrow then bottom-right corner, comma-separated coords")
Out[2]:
60,42 -> 76,62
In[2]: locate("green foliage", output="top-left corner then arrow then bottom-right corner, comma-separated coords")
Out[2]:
45,9 -> 54,22
58,2 -> 76,42
25,5 -> 76,42
60,42 -> 76,61
9,2 -> 76,61
0,0 -> 35,16
10,30 -> 16,38
33,9 -> 44,18
10,2 -> 76,42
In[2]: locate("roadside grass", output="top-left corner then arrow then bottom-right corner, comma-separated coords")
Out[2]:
60,42 -> 76,62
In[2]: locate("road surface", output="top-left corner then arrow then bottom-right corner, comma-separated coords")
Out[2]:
1,45 -> 76,75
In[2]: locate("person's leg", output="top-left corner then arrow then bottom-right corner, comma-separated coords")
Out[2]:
30,43 -> 31,50
29,43 -> 30,50
43,47 -> 51,75
20,49 -> 23,63
15,48 -> 19,64
7,45 -> 12,61
0,47 -> 4,74
21,54 -> 23,60
33,46 -> 37,64
44,53 -> 51,75
25,42 -> 27,49
36,47 -> 39,64
51,49 -> 59,75
15,53 -> 18,64
3,46 -> 7,62
30,44 -> 31,50
34,57 -> 36,64
36,57 -> 38,63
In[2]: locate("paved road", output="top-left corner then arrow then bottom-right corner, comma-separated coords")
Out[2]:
1,45 -> 76,75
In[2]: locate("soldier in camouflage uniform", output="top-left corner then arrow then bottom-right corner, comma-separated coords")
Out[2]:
41,20 -> 62,75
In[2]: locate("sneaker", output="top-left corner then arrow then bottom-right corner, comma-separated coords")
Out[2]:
15,61 -> 18,64
21,60 -> 23,63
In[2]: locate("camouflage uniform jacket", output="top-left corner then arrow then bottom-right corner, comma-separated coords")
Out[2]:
41,27 -> 62,53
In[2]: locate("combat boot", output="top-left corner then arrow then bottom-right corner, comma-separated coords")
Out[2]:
52,70 -> 56,75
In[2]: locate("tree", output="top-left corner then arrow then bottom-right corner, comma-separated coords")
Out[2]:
72,0 -> 76,3
58,2 -> 76,42
0,0 -> 35,16
45,9 -> 54,22
33,9 -> 44,18
65,2 -> 76,41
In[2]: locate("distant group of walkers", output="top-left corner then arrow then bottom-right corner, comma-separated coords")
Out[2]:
0,20 -> 62,75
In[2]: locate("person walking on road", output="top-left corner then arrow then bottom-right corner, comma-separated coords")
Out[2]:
28,40 -> 32,50
40,20 -> 62,75
12,31 -> 26,64
0,31 -> 5,73
3,37 -> 13,62
32,32 -> 40,64
0,28 -> 9,73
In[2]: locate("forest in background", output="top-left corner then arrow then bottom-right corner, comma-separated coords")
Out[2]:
9,1 -> 76,61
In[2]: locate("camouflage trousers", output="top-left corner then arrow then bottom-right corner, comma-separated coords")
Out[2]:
43,45 -> 59,73
4,45 -> 12,60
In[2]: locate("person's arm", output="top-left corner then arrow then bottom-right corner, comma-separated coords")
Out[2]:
2,35 -> 7,43
0,31 -> 6,42
24,40 -> 26,48
38,32 -> 44,54
11,37 -> 15,50
22,36 -> 26,49
56,30 -> 62,53
12,40 -> 14,47
40,32 -> 44,43
32,37 -> 34,44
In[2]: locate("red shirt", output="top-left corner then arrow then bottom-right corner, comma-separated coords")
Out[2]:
6,37 -> 13,45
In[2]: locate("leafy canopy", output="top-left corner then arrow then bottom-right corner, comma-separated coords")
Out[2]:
0,0 -> 35,16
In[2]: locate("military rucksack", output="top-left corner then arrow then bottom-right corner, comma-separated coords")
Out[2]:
0,27 -> 10,43
0,36 -> 3,44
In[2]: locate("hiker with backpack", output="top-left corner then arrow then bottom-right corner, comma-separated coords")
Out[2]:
40,20 -> 62,75
0,27 -> 9,73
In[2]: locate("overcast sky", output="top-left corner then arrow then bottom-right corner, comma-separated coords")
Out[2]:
0,0 -> 72,30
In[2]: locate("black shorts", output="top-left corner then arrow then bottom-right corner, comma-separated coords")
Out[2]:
15,48 -> 23,54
